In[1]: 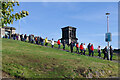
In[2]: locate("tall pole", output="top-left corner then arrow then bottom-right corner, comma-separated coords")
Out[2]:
106,13 -> 110,60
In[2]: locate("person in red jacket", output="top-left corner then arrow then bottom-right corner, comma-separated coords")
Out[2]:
76,42 -> 79,54
57,40 -> 61,49
90,44 -> 94,56
80,43 -> 83,55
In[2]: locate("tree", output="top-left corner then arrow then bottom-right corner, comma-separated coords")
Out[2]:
0,0 -> 29,28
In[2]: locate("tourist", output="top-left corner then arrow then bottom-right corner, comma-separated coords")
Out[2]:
29,35 -> 31,42
18,34 -> 20,40
70,41 -> 74,53
51,38 -> 54,48
31,35 -> 34,43
45,37 -> 48,46
57,40 -> 61,49
24,34 -> 27,42
35,37 -> 38,44
76,42 -> 79,54
62,40 -> 65,50
22,34 -> 24,41
41,37 -> 44,46
103,46 -> 109,60
90,44 -> 94,56
37,36 -> 40,45
88,43 -> 91,56
16,34 -> 18,40
110,45 -> 113,61
20,34 -> 22,41
80,43 -> 84,55
97,46 -> 101,57
83,43 -> 86,55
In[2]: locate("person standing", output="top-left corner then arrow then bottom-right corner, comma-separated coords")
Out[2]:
97,46 -> 101,57
103,46 -> 109,60
80,43 -> 84,55
90,44 -> 94,57
57,40 -> 61,49
88,43 -> 91,56
110,46 -> 113,61
62,40 -> 66,50
45,37 -> 48,46
51,38 -> 54,48
70,41 -> 74,53
76,42 -> 79,54
83,43 -> 86,55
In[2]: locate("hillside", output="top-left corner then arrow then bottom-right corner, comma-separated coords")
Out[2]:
2,39 -> 118,78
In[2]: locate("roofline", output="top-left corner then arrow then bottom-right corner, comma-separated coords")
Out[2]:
61,26 -> 76,29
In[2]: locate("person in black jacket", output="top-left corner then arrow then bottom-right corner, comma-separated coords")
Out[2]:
62,40 -> 65,50
110,46 -> 113,61
103,46 -> 109,60
70,41 -> 74,53
24,34 -> 27,42
87,43 -> 91,56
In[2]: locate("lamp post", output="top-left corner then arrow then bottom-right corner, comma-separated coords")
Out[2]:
106,12 -> 110,60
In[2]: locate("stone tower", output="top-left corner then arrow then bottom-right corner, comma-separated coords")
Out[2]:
60,26 -> 78,45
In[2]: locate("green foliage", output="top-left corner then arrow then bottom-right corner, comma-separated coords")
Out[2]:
1,0 -> 29,27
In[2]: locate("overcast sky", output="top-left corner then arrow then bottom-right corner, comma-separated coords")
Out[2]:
9,2 -> 118,49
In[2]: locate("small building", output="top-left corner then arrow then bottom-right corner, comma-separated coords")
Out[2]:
60,26 -> 78,45
0,26 -> 16,38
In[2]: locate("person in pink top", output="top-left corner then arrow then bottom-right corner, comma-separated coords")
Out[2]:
90,44 -> 94,57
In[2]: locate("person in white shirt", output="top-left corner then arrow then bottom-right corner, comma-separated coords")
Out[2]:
97,46 -> 101,57
51,38 -> 54,48
83,43 -> 86,55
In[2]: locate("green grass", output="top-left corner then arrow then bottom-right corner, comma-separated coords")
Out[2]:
2,39 -> 118,78
47,42 -> 118,61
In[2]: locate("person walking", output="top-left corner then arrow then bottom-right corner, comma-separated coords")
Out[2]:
40,37 -> 44,46
45,37 -> 48,46
20,34 -> 22,41
70,41 -> 74,53
24,34 -> 27,42
28,35 -> 31,42
83,43 -> 86,55
110,45 -> 113,61
76,42 -> 79,54
35,37 -> 38,44
37,36 -> 40,45
51,38 -> 54,48
103,46 -> 109,60
80,43 -> 84,55
88,43 -> 91,56
57,40 -> 61,49
97,46 -> 101,57
62,40 -> 66,50
90,44 -> 94,57
31,35 -> 34,43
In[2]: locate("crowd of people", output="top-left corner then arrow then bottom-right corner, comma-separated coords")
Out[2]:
3,33 -> 114,61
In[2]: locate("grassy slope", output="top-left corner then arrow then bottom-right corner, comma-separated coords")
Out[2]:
2,39 -> 118,78
47,43 -> 118,61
